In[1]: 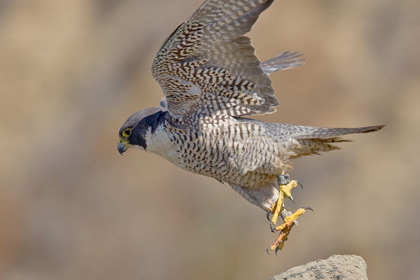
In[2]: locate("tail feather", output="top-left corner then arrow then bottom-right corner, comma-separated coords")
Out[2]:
290,125 -> 384,158
295,125 -> 385,139
239,119 -> 384,158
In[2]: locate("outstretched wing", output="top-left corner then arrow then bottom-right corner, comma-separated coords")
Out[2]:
152,0 -> 278,126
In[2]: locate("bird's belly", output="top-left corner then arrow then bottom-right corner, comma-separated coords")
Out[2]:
176,148 -> 276,188
188,164 -> 276,188
163,126 -> 280,188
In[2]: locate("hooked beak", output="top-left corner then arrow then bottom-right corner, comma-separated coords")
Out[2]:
117,140 -> 128,155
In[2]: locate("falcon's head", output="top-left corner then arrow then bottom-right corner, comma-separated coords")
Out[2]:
117,107 -> 165,154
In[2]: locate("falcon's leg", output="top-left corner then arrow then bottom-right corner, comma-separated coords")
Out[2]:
229,183 -> 279,212
267,174 -> 311,253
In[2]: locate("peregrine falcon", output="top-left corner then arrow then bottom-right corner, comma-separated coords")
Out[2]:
117,0 -> 383,252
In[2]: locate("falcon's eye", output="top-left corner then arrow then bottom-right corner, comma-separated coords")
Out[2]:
122,128 -> 132,137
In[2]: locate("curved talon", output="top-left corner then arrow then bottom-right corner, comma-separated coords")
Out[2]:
295,179 -> 303,190
288,196 -> 295,203
266,247 -> 271,255
302,206 -> 313,211
275,246 -> 280,256
270,221 -> 276,233
266,209 -> 271,221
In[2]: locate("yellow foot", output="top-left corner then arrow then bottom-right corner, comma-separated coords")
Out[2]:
266,174 -> 311,254
267,207 -> 312,254
269,176 -> 299,228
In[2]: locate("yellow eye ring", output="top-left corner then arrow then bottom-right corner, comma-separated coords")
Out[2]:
122,128 -> 132,137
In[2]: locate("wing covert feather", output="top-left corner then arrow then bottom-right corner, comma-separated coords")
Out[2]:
152,0 -> 278,126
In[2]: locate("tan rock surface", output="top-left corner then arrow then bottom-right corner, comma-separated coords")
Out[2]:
271,255 -> 367,280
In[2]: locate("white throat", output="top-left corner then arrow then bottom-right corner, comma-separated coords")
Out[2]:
143,125 -> 179,165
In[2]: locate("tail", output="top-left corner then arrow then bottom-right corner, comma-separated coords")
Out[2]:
289,125 -> 385,158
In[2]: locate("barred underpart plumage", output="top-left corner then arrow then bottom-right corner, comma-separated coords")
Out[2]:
118,0 -> 383,251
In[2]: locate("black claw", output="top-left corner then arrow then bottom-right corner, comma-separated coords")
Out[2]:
288,196 -> 295,204
266,210 -> 271,221
277,174 -> 291,186
266,247 -> 271,255
295,180 -> 303,190
302,206 -> 314,211
275,246 -> 280,256
270,221 -> 276,233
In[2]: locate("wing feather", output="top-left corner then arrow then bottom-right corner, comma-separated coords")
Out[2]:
152,0 -> 278,126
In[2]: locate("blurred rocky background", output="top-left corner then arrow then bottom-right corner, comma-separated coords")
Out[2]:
0,0 -> 419,279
